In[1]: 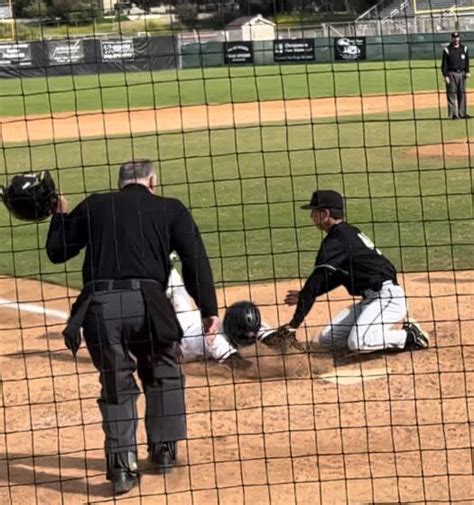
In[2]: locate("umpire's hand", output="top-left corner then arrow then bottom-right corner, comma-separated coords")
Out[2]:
203,315 -> 220,336
53,193 -> 69,214
63,327 -> 81,357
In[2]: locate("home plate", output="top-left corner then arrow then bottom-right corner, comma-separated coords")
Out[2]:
318,366 -> 390,385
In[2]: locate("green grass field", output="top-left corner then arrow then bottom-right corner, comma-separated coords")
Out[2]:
1,60 -> 445,117
1,62 -> 473,289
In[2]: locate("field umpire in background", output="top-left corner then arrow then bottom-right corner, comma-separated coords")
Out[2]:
46,160 -> 219,495
442,31 -> 470,119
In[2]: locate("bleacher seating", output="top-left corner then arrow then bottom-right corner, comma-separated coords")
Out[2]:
359,0 -> 474,21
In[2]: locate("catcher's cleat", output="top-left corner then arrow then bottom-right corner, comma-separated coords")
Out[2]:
223,352 -> 253,370
403,322 -> 429,350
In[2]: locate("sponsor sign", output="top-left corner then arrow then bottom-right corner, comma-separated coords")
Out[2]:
100,39 -> 134,61
0,43 -> 32,67
48,39 -> 84,65
334,37 -> 367,61
273,39 -> 315,62
224,41 -> 253,64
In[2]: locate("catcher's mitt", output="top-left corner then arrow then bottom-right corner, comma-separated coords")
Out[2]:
262,325 -> 306,353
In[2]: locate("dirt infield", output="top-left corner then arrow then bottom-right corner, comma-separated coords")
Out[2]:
407,139 -> 474,158
0,91 -> 461,144
1,271 -> 473,504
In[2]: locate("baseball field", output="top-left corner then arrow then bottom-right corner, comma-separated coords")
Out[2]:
1,60 -> 473,504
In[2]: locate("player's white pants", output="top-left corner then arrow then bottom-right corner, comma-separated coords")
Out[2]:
167,268 -> 236,363
317,281 -> 408,353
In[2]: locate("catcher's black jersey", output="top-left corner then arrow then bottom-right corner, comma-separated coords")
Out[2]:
315,222 -> 397,296
289,222 -> 397,328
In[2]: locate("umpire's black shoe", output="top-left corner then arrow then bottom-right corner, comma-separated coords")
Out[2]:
223,352 -> 252,370
460,114 -> 471,119
403,322 -> 429,350
106,451 -> 139,495
111,469 -> 139,495
148,442 -> 177,473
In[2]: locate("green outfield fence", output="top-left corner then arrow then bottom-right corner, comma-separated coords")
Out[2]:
181,32 -> 474,68
1,3 -> 473,505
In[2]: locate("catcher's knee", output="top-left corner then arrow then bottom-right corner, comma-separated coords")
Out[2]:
318,328 -> 350,350
347,337 -> 362,352
347,328 -> 371,352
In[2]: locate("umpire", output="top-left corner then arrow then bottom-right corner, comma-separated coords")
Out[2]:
442,31 -> 470,119
46,160 -> 219,495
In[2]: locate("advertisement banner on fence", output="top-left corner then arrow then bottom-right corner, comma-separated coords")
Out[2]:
334,37 -> 367,61
224,41 -> 253,64
0,43 -> 32,66
273,39 -> 315,62
100,39 -> 135,61
48,39 -> 85,65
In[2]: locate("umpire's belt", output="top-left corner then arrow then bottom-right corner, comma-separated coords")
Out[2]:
64,277 -> 182,345
84,278 -> 162,293
64,278 -> 163,343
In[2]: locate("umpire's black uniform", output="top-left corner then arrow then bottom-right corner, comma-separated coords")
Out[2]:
442,32 -> 470,119
46,179 -> 217,487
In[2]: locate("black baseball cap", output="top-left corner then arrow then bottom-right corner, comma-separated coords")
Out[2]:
452,32 -> 460,38
301,190 -> 344,210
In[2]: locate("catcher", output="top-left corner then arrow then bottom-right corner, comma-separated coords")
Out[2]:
278,190 -> 429,353
167,265 -> 304,370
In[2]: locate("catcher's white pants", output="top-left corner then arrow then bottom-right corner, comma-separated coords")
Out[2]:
317,281 -> 408,352
167,268 -> 236,362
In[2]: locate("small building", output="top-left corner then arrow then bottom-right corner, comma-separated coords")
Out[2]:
225,14 -> 275,42
100,0 -> 117,15
0,1 -> 12,19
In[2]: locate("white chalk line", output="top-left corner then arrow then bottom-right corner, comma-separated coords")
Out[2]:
0,297 -> 68,321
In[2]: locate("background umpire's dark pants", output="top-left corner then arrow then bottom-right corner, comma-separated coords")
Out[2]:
82,289 -> 186,454
446,71 -> 467,118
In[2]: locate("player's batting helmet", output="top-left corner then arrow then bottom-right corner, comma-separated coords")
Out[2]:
223,301 -> 261,348
1,171 -> 57,222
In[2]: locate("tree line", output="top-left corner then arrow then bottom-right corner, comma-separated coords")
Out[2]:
13,0 -> 380,22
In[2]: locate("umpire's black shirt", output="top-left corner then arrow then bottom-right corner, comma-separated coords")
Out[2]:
442,43 -> 470,75
46,184 -> 217,317
290,222 -> 397,328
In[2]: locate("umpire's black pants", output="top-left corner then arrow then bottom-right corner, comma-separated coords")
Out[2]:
446,70 -> 467,118
82,289 -> 186,454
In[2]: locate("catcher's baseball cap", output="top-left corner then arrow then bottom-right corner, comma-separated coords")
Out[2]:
451,32 -> 460,38
301,190 -> 344,210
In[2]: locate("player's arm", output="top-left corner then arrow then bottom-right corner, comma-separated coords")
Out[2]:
286,234 -> 348,328
288,267 -> 342,328
465,46 -> 470,75
46,195 -> 88,263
